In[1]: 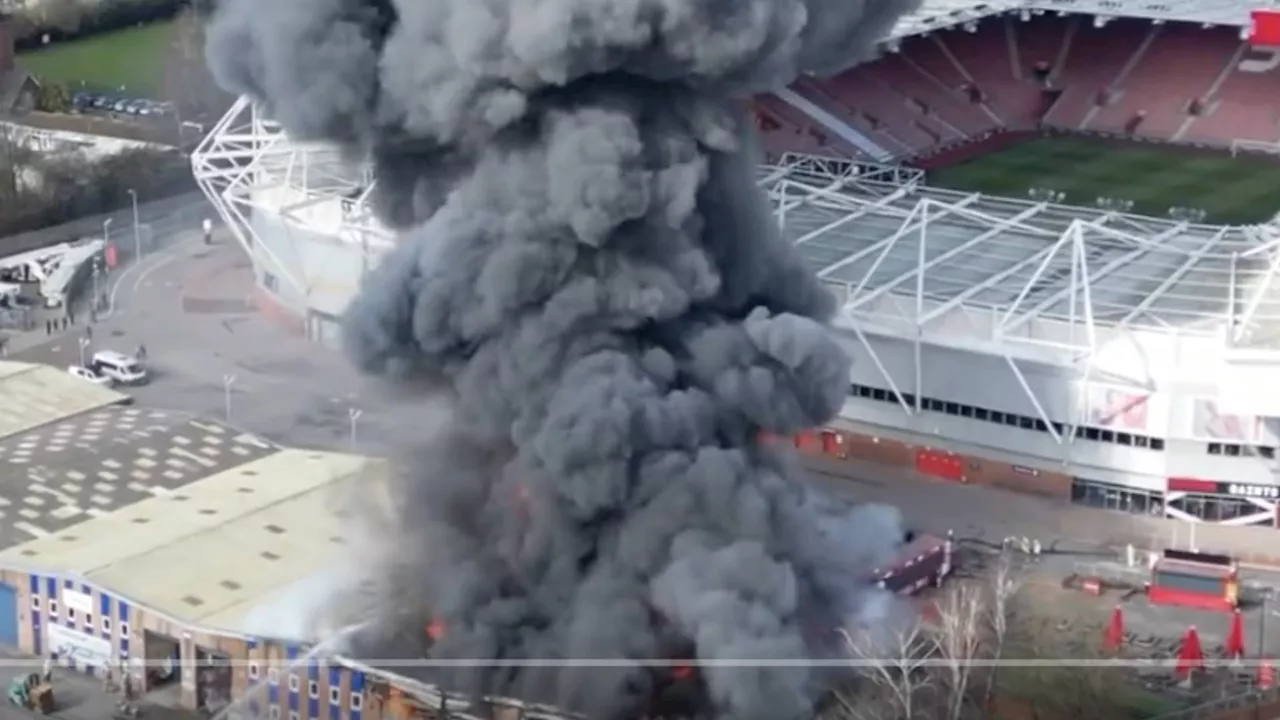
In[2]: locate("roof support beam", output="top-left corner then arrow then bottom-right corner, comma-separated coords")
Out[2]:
1002,222 -> 1189,334
1115,228 -> 1230,329
845,201 -> 1049,315
789,185 -> 916,249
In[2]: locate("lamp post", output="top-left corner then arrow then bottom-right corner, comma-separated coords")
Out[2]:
127,188 -> 141,261
78,337 -> 90,367
348,408 -> 362,450
223,374 -> 236,423
102,217 -> 112,245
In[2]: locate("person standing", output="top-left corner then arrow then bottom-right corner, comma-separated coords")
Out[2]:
202,218 -> 213,245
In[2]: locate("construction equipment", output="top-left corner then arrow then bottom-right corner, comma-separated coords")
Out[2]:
7,673 -> 54,714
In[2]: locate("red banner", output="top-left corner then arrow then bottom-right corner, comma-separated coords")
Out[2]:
1250,9 -> 1280,45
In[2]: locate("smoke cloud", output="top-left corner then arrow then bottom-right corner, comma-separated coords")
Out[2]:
206,0 -> 919,717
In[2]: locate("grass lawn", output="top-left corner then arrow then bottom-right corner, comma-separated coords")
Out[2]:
928,135 -> 1280,225
15,19 -> 174,97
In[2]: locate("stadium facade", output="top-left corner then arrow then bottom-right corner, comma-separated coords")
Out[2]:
193,0 -> 1280,537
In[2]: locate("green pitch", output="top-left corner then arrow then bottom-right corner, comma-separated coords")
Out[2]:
927,135 -> 1280,226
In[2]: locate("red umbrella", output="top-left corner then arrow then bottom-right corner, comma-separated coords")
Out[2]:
1175,626 -> 1205,679
1102,605 -> 1125,652
1259,657 -> 1275,690
1224,610 -> 1245,660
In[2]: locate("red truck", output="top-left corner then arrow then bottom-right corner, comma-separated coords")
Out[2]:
1147,548 -> 1239,612
872,530 -> 956,596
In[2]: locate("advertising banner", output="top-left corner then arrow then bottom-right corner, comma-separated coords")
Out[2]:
47,624 -> 113,668
1087,384 -> 1151,432
1189,398 -> 1261,442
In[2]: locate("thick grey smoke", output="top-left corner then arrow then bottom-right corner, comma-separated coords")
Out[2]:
206,0 -> 918,717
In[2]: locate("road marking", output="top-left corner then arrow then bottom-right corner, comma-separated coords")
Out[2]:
103,243 -> 187,317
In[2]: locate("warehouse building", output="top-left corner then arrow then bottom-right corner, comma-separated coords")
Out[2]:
0,360 -> 578,720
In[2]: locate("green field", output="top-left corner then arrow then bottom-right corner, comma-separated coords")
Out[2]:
16,20 -> 174,96
928,136 -> 1280,225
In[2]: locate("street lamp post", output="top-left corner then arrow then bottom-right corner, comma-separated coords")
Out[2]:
223,374 -> 236,423
102,217 -> 113,245
348,408 -> 362,450
78,337 -> 90,367
127,189 -> 141,262
91,256 -> 102,312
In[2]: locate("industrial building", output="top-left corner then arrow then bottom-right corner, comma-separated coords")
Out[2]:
0,359 -> 577,720
192,10 -> 1280,533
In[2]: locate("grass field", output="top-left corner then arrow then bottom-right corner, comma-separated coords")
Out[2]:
928,136 -> 1280,225
15,20 -> 174,96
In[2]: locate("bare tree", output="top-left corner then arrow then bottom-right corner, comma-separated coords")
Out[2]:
835,623 -> 934,720
982,551 -> 1023,708
930,585 -> 985,720
160,7 -> 235,126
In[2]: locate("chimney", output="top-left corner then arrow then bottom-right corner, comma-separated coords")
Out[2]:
0,13 -> 13,75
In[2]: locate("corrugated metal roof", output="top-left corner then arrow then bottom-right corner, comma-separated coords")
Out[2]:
0,361 -> 126,439
0,449 -> 383,634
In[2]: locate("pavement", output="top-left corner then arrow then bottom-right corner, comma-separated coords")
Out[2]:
5,232 -> 398,454
0,646 -> 197,720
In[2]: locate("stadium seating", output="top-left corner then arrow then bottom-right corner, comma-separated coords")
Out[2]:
754,13 -> 1280,161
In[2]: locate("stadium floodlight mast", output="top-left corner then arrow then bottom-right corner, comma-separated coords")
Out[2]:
1027,187 -> 1065,203
1168,206 -> 1207,223
1094,196 -> 1134,213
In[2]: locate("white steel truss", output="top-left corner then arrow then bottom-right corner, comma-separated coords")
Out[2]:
191,96 -> 394,299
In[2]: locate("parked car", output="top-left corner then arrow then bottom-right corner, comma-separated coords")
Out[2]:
67,365 -> 114,388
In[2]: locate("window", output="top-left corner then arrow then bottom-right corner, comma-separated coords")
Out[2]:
329,687 -> 341,705
119,621 -> 129,638
308,681 -> 319,699
267,668 -> 279,686
248,662 -> 260,681
84,612 -> 92,628
29,596 -> 40,611
1208,442 -> 1223,455
1151,438 -> 1165,451
288,675 -> 300,693
263,272 -> 279,292
268,706 -> 281,720
48,600 -> 58,618
350,693 -> 363,711
67,607 -> 75,621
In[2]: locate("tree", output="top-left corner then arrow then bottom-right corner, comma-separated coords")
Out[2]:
982,551 -> 1023,708
835,623 -> 935,720
929,585 -> 986,720
35,82 -> 72,114
0,124 -> 34,208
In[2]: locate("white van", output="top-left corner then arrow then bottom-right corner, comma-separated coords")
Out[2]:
90,350 -> 148,386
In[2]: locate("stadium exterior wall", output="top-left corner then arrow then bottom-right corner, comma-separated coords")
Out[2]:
233,204 -> 1280,529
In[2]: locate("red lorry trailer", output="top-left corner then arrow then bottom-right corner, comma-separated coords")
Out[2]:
1147,548 -> 1239,612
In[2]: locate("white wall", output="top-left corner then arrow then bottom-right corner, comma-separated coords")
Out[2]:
842,331 -> 1280,486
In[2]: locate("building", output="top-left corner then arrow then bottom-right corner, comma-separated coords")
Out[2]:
190,2 -> 1280,547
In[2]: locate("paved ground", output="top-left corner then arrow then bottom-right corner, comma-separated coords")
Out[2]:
0,406 -> 277,546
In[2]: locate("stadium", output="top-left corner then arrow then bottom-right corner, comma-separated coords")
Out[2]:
193,0 -> 1280,539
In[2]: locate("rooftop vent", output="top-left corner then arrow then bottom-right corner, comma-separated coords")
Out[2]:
182,595 -> 204,607
260,551 -> 280,561
220,580 -> 241,591
241,470 -> 257,477
264,524 -> 286,534
199,509 -> 217,515
60,535 -> 77,542
132,518 -> 150,524
237,487 -> 254,493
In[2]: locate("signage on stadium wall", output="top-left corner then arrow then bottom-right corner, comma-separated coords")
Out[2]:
47,624 -> 113,668
1167,477 -> 1280,502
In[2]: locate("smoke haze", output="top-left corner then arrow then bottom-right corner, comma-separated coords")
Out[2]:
205,0 -> 919,717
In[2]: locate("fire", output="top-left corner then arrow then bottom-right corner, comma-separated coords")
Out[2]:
426,619 -> 446,641
670,663 -> 695,681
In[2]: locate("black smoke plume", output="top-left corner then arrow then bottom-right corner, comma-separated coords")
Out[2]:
206,0 -> 918,718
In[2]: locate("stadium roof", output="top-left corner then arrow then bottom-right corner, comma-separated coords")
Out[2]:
0,449 -> 385,636
886,0 -> 1270,39
761,154 -> 1280,339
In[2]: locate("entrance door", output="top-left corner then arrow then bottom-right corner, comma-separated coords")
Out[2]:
0,584 -> 18,646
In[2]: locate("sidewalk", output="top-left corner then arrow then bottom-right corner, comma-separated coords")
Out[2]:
0,647 -> 199,720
